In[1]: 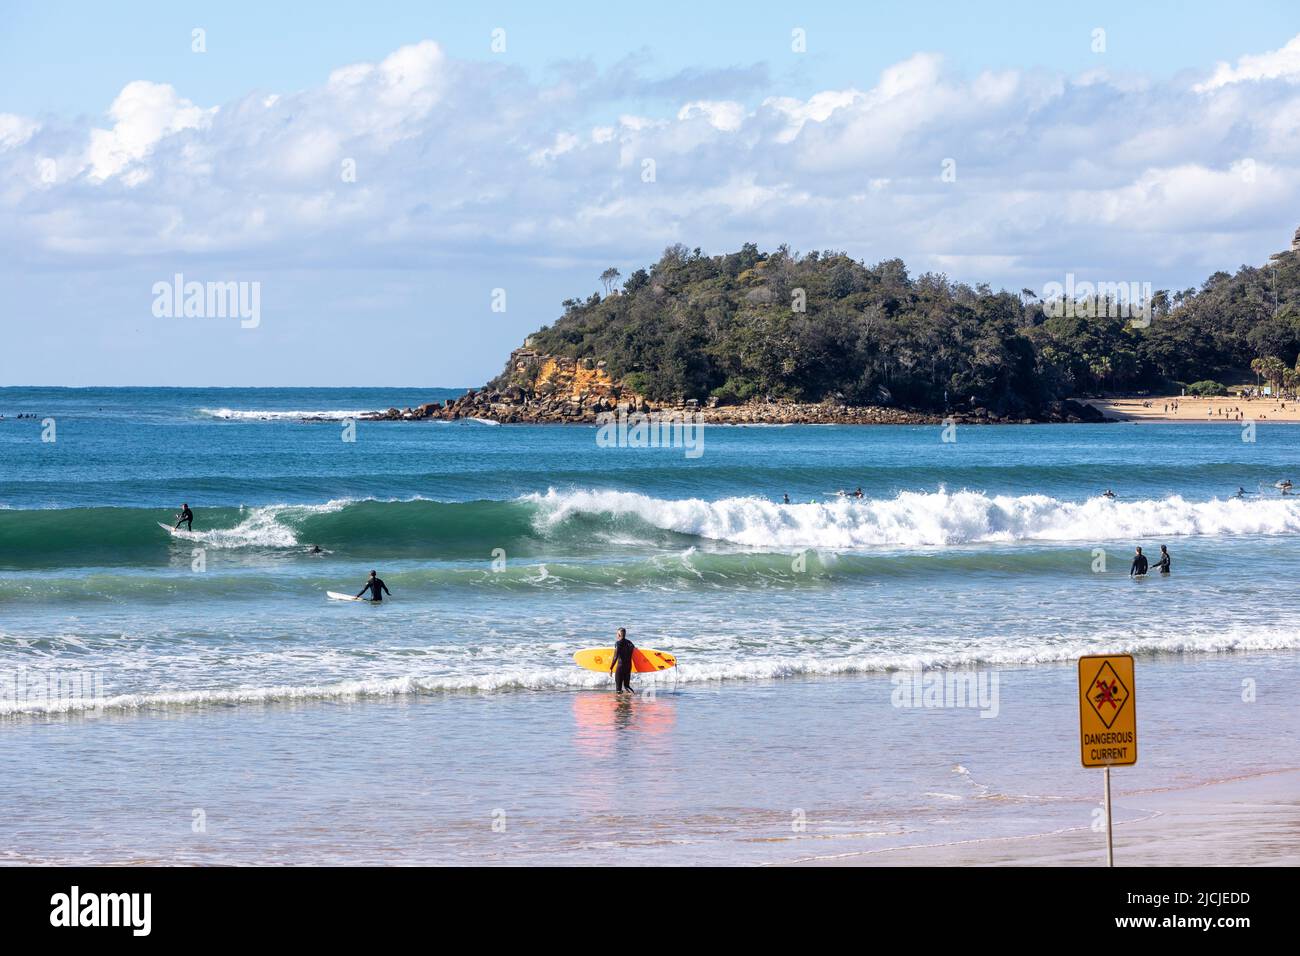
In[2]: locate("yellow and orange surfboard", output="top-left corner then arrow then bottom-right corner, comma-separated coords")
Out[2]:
574,647 -> 677,673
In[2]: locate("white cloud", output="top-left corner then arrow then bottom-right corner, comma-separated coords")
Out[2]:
764,90 -> 861,142
0,113 -> 40,150
86,81 -> 215,182
2,33 -> 1300,289
1195,34 -> 1300,92
676,100 -> 746,131
530,131 -> 580,166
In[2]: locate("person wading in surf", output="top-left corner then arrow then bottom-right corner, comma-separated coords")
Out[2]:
356,570 -> 391,603
1153,545 -> 1171,574
1129,546 -> 1148,577
610,627 -> 636,694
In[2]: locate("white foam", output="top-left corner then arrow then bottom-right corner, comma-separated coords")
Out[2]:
525,488 -> 1300,549
166,501 -> 347,549
199,408 -> 369,421
5,625 -> 1297,716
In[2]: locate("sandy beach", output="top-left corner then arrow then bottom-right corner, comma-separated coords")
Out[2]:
1087,396 -> 1300,423
791,769 -> 1300,867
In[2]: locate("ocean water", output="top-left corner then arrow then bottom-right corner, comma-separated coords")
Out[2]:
1,387 -> 1298,864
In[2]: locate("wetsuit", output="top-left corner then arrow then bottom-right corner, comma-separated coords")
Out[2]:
1130,553 -> 1148,576
357,577 -> 391,602
176,507 -> 193,531
612,637 -> 635,693
1154,551 -> 1170,574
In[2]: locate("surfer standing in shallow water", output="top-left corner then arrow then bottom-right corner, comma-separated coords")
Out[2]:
356,570 -> 391,603
610,627 -> 636,694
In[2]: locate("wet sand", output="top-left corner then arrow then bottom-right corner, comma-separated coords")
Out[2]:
790,769 -> 1300,866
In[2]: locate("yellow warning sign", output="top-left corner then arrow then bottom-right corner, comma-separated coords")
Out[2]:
1078,654 -> 1137,767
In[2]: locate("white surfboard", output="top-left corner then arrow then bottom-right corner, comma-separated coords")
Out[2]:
159,521 -> 194,537
327,591 -> 363,602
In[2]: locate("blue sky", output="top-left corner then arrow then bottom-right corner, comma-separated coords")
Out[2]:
3,1 -> 1300,385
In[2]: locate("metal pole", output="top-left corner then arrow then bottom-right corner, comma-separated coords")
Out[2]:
1104,765 -> 1114,867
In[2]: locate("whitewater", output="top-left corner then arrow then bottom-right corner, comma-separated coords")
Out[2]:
7,490 -> 1299,568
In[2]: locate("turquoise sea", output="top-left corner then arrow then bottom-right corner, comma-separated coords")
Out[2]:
1,387 -> 1297,863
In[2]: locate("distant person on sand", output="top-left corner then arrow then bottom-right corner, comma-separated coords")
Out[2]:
355,570 -> 391,603
610,627 -> 636,695
173,503 -> 193,531
1153,545 -> 1171,574
1129,546 -> 1148,577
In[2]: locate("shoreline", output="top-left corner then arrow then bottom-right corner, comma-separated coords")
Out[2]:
788,768 -> 1300,867
1086,395 -> 1300,423
351,395 -> 1109,426
5,653 -> 1298,865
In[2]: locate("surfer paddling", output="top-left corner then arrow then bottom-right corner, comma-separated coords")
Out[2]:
610,627 -> 636,694
173,503 -> 193,531
355,570 -> 391,603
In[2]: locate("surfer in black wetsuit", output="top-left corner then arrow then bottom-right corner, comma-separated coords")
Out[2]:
356,570 -> 391,602
1153,545 -> 1170,574
610,627 -> 635,694
1129,546 -> 1148,577
174,503 -> 193,531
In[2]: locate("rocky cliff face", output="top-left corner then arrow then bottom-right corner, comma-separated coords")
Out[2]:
356,347 -> 1107,425
360,348 -> 647,424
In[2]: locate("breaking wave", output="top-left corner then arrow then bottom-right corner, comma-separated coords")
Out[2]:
5,490 -> 1300,567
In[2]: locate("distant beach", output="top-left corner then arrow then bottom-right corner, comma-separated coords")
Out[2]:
1086,395 -> 1300,423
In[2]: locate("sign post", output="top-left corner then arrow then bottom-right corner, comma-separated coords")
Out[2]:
1078,654 -> 1137,866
